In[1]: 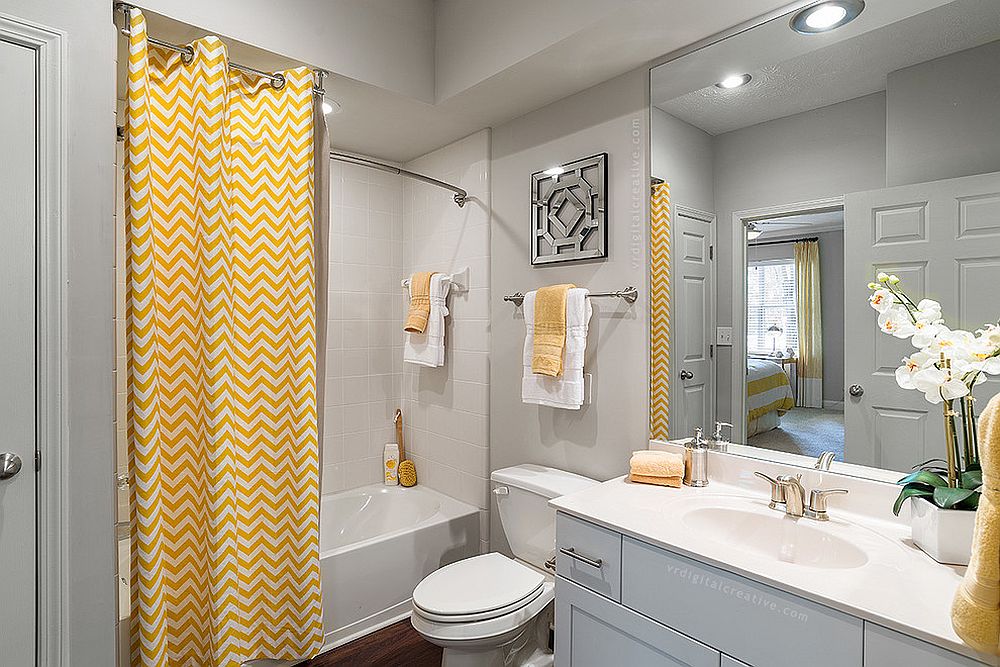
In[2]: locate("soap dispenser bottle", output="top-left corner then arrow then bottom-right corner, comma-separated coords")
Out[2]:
683,427 -> 709,487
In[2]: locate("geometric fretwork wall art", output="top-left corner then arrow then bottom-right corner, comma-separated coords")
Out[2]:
530,153 -> 608,265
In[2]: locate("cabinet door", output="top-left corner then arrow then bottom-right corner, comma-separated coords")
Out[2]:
864,623 -> 988,666
556,578 -> 720,667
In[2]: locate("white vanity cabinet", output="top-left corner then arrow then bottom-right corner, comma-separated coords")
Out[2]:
554,512 -> 986,667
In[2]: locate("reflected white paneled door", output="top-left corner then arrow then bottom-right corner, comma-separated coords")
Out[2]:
671,208 -> 716,438
0,36 -> 38,666
844,171 -> 1000,471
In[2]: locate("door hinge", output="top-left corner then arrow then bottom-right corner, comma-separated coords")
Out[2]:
710,344 -> 714,358
709,245 -> 714,260
35,450 -> 41,472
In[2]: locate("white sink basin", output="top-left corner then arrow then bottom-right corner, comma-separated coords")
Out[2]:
682,505 -> 869,569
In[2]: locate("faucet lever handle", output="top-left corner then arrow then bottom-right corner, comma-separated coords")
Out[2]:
808,488 -> 848,513
753,471 -> 785,508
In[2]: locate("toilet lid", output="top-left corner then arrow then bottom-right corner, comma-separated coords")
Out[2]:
412,553 -> 544,619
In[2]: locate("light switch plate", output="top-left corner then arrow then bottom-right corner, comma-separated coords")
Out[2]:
716,326 -> 733,346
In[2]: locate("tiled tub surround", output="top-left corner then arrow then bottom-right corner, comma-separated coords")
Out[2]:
401,130 -> 492,553
549,442 -> 995,666
323,159 -> 406,492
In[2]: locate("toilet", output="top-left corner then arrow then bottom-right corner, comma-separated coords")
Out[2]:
410,464 -> 598,667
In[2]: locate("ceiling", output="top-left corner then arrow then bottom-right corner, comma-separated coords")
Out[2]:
655,0 -> 1000,135
752,210 -> 844,241
122,0 -> 791,162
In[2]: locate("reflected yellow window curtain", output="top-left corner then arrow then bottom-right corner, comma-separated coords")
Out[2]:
125,9 -> 323,666
794,240 -> 824,408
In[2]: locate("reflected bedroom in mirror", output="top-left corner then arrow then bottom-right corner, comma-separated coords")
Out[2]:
649,0 -> 1000,477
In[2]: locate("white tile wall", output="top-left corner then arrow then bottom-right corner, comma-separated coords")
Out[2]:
402,130 -> 492,553
323,160 -> 406,492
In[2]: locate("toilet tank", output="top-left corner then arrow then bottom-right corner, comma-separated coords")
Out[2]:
491,464 -> 598,569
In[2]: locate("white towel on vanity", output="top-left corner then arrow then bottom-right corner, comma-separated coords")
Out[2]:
404,273 -> 449,367
521,288 -> 592,409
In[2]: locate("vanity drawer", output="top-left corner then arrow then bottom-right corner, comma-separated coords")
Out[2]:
556,513 -> 622,601
555,577 -> 720,667
621,537 -> 863,667
863,622 -> 989,666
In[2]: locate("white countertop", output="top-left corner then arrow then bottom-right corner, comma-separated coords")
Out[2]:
550,470 -> 994,664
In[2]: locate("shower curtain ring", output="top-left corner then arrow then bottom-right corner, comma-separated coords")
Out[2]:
271,73 -> 286,90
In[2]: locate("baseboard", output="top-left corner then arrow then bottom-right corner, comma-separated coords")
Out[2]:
824,400 -> 844,411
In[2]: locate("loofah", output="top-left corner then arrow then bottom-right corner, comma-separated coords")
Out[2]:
398,460 -> 417,487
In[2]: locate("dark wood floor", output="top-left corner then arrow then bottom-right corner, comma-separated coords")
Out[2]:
298,619 -> 441,667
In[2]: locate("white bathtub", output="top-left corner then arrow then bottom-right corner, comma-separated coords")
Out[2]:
318,483 -> 480,650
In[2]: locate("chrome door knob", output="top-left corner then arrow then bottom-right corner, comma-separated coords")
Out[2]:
849,384 -> 864,397
0,453 -> 22,480
680,370 -> 694,380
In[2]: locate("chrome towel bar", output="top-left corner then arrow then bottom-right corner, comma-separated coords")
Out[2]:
502,286 -> 638,307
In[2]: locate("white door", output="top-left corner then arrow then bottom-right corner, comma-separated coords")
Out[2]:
671,208 -> 716,437
0,36 -> 38,666
845,172 -> 1000,470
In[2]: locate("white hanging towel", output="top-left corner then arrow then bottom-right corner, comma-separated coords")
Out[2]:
404,273 -> 450,367
522,288 -> 592,409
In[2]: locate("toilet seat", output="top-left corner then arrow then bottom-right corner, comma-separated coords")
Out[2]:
412,553 -> 545,623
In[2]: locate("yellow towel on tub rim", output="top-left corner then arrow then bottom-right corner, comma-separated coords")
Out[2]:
404,271 -> 438,333
531,283 -> 575,377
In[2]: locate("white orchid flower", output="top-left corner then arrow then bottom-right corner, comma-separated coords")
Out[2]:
877,272 -> 890,283
878,306 -> 916,339
895,351 -> 935,390
911,321 -> 947,348
868,289 -> 895,313
913,298 -> 943,324
925,328 -> 976,363
911,365 -> 970,404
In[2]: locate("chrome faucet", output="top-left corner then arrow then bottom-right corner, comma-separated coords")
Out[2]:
814,451 -> 836,471
754,470 -> 848,521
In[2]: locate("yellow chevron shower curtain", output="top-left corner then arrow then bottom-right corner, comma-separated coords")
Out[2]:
650,182 -> 671,440
125,10 -> 323,666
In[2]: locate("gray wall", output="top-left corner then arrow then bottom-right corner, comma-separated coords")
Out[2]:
712,92 -> 887,421
651,107 -> 715,213
746,230 -> 845,404
490,68 -> 648,549
6,1 -> 117,664
887,40 -> 1000,187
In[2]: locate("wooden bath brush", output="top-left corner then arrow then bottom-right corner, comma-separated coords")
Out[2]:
395,409 -> 417,487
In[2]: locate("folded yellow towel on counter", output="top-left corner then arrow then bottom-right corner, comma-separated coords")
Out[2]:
404,272 -> 438,333
629,473 -> 682,488
532,283 -> 575,377
952,393 -> 1000,655
629,450 -> 684,480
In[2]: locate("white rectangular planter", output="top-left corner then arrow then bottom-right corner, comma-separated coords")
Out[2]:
909,496 -> 976,566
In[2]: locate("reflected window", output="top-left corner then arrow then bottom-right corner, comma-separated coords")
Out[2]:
747,259 -> 798,356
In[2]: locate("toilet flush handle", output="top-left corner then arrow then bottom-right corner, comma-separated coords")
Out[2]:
493,486 -> 509,496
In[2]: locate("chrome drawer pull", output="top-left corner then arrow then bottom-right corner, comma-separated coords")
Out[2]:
559,547 -> 603,569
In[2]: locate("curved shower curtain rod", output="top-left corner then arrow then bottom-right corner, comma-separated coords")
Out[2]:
330,152 -> 468,208
114,2 -> 326,96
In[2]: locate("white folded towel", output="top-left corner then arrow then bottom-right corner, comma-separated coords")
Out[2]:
404,273 -> 449,367
522,288 -> 592,409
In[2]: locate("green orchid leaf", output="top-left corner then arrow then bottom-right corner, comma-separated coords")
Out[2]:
961,469 -> 983,490
933,486 -> 976,509
957,492 -> 981,511
892,486 -> 932,516
896,470 -> 947,488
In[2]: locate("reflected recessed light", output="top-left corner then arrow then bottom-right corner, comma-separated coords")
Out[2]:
543,166 -> 565,176
322,97 -> 342,115
790,1 -> 864,34
715,73 -> 752,90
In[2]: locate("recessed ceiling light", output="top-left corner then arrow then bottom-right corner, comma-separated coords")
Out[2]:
790,1 -> 864,34
322,97 -> 342,115
543,166 -> 565,176
715,73 -> 752,90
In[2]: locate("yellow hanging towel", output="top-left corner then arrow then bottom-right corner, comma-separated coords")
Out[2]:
952,393 -> 1000,655
532,283 -> 575,377
404,271 -> 437,333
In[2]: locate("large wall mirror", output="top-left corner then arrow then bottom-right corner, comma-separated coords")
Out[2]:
649,0 -> 1000,477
